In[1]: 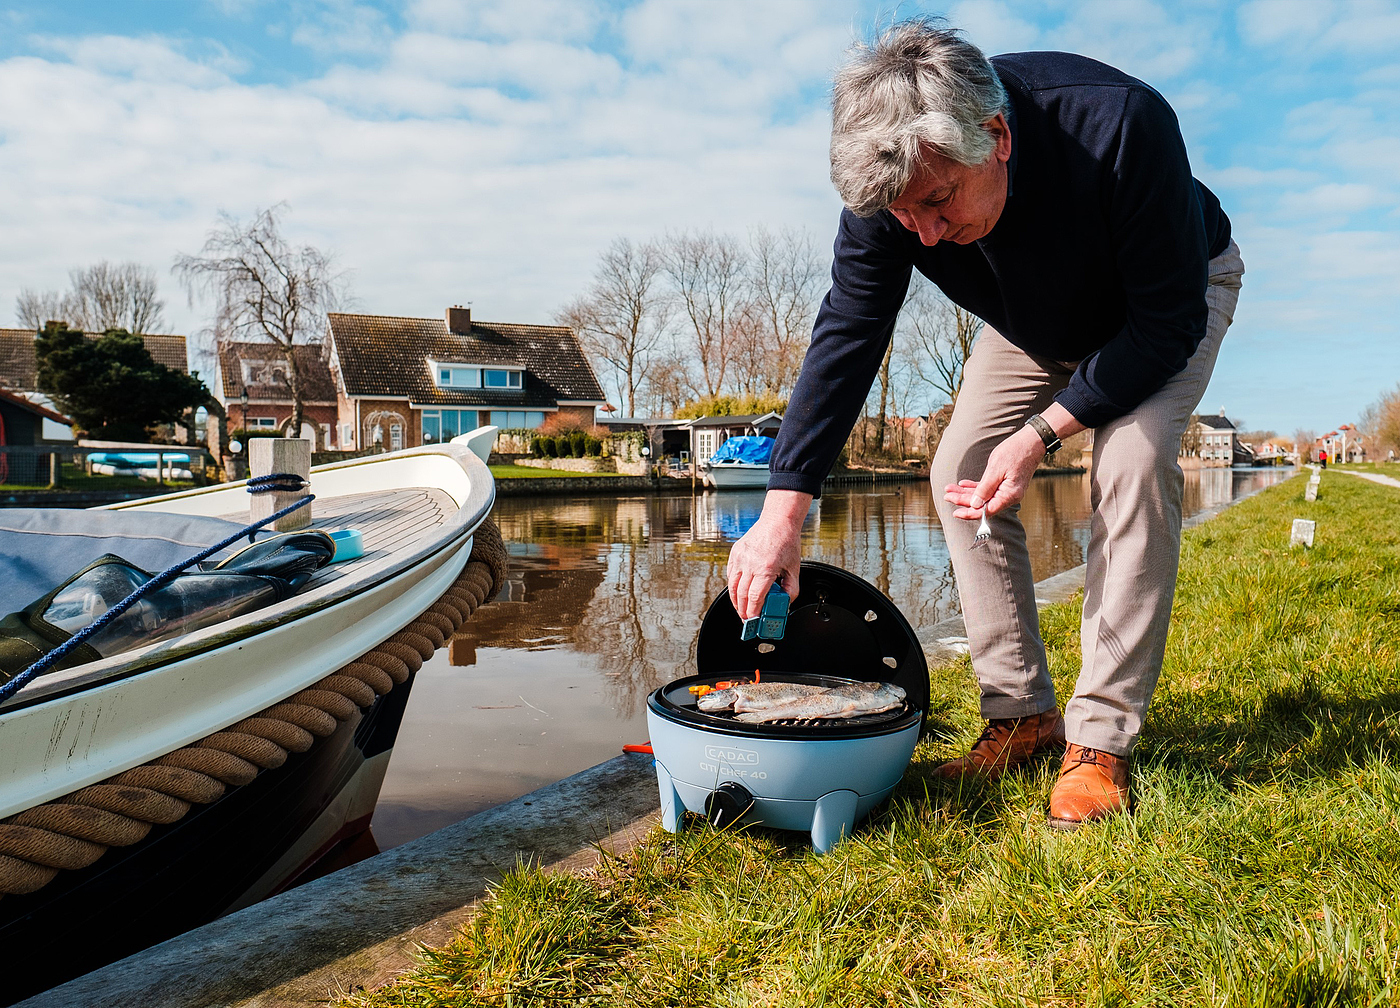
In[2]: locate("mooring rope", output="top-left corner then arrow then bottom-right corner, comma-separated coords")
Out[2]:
0,518 -> 507,897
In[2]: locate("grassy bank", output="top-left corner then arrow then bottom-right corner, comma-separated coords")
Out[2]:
0,461 -> 197,493
489,464 -> 629,479
350,471 -> 1400,1008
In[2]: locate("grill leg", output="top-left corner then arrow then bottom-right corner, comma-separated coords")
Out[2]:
811,789 -> 859,853
655,761 -> 685,833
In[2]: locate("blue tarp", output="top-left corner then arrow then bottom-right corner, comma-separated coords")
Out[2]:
708,436 -> 774,465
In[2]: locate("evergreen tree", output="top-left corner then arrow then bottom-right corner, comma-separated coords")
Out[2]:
35,323 -> 210,441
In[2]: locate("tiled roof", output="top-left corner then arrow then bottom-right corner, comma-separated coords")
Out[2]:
218,341 -> 338,403
327,313 -> 604,408
0,328 -> 188,392
688,413 -> 764,428
0,386 -> 71,424
1197,414 -> 1236,430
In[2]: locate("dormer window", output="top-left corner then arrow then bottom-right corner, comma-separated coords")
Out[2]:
437,365 -> 481,388
430,361 -> 524,389
483,368 -> 522,389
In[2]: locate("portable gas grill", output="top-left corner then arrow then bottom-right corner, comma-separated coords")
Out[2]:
646,562 -> 928,853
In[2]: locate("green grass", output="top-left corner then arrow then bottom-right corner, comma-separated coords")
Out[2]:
349,472 -> 1400,1008
1335,462 -> 1400,479
490,464 -> 627,479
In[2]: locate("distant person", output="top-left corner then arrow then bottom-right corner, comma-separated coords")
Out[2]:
728,20 -> 1241,829
1319,450 -> 1328,469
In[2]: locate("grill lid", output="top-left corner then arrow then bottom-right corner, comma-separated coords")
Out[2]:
695,561 -> 929,717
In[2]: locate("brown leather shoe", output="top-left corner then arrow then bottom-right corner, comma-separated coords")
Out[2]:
933,708 -> 1066,780
1046,743 -> 1133,830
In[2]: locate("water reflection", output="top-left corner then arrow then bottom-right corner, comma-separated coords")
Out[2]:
372,467 -> 1294,847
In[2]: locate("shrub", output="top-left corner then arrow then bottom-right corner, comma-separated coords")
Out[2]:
542,436 -> 558,458
570,431 -> 587,457
530,437 -> 544,458
585,435 -> 602,457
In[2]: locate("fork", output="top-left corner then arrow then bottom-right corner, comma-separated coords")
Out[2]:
969,512 -> 992,550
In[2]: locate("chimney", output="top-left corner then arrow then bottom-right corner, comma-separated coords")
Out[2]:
447,305 -> 471,334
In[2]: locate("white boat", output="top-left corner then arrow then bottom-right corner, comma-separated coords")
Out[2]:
701,435 -> 775,489
0,427 -> 501,1003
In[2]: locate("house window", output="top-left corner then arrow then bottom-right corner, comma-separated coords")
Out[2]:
488,410 -> 545,429
247,416 -> 278,429
436,366 -> 481,388
483,369 -> 523,389
340,423 -> 355,448
420,409 -> 479,443
390,423 -> 404,450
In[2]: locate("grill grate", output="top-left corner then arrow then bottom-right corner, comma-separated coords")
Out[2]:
696,701 -> 912,731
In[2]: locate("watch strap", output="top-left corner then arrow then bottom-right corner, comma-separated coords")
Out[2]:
1025,414 -> 1062,456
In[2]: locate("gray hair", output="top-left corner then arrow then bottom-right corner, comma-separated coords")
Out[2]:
831,19 -> 1008,216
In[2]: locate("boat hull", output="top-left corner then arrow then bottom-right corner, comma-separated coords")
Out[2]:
702,462 -> 770,489
0,675 -> 415,1006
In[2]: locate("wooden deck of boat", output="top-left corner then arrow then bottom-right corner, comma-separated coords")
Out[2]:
219,487 -> 457,587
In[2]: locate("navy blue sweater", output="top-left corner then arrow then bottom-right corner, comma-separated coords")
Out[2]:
769,51 -> 1231,497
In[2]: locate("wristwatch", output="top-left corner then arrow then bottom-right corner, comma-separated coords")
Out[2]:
1025,414 -> 1062,457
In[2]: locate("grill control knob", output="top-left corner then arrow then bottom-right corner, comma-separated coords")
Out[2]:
704,781 -> 754,829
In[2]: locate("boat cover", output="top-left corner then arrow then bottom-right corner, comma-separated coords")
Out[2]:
708,436 -> 774,465
0,509 -> 252,606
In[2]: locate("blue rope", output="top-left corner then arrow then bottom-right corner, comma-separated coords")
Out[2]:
0,493 -> 315,706
247,473 -> 310,494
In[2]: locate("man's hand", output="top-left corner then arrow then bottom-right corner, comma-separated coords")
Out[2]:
727,489 -> 812,619
944,426 -> 1044,518
944,405 -> 1085,519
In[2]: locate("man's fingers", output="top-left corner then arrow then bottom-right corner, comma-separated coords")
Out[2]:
781,566 -> 800,603
972,470 -> 1002,513
745,576 -> 771,621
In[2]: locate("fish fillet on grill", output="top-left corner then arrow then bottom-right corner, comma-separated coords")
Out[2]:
733,682 -> 906,723
696,682 -> 828,713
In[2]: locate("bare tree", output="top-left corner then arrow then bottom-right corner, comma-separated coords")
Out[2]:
1359,386 -> 1400,458
558,238 -> 669,417
15,289 -> 66,331
661,231 -> 747,399
173,205 -> 344,445
17,261 -> 167,334
901,276 -> 982,406
1292,428 -> 1317,462
744,225 -> 824,398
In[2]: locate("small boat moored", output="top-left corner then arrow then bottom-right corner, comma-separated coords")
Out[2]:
701,435 -> 774,489
0,428 -> 504,1003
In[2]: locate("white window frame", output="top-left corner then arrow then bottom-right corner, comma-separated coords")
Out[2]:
247,416 -> 278,429
482,368 -> 524,389
431,362 -> 482,388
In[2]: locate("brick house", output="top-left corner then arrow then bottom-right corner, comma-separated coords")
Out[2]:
325,306 -> 605,451
1195,410 -> 1241,467
217,342 -> 341,448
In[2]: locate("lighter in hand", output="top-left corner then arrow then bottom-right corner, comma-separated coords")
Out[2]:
741,581 -> 790,641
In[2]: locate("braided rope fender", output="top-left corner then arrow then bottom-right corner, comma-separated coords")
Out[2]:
0,519 -> 508,897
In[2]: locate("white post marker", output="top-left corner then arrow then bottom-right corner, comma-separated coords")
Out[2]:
1305,477 -> 1320,502
1290,518 -> 1316,549
249,437 -> 313,532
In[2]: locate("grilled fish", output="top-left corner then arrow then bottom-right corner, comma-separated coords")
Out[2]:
697,681 -> 828,713
733,682 -> 906,723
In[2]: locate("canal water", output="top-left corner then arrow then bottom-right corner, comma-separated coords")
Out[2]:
372,466 -> 1295,848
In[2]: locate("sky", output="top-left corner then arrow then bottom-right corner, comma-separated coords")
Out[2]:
0,0 -> 1396,436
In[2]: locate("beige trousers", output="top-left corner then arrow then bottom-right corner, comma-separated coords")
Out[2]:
930,240 -> 1244,755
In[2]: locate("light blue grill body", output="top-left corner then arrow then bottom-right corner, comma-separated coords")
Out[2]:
646,707 -> 920,853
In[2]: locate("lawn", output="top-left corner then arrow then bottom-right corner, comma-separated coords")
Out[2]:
0,461 -> 198,493
349,470 -> 1400,1007
489,464 -> 628,479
